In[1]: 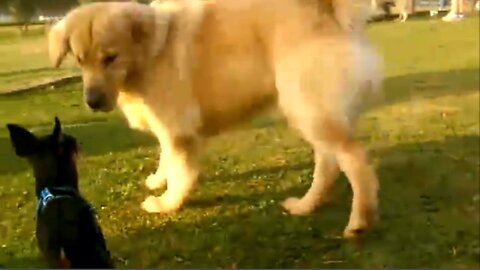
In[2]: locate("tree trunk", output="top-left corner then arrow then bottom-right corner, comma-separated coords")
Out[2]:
19,23 -> 29,34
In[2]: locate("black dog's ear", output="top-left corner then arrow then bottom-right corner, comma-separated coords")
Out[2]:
53,116 -> 61,140
6,124 -> 39,157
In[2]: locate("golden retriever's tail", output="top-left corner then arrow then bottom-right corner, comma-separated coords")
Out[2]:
346,37 -> 384,120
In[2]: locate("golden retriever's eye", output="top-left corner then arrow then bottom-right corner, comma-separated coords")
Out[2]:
76,56 -> 83,65
103,54 -> 118,67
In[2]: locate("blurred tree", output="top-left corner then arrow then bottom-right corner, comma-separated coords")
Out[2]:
77,0 -> 152,3
0,1 -> 8,11
134,0 -> 152,3
2,0 -> 79,31
36,0 -> 78,16
7,0 -> 36,32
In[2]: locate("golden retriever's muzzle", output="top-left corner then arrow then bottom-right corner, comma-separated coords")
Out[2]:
84,87 -> 113,112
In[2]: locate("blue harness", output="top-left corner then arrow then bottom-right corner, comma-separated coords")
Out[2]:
36,187 -> 95,218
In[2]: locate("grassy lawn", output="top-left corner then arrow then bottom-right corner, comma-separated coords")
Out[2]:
0,16 -> 479,268
0,25 -> 78,93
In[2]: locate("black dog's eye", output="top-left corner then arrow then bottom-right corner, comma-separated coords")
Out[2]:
102,54 -> 118,66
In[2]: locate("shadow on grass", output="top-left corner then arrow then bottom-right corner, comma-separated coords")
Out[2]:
0,120 -> 157,175
0,67 -> 54,78
382,68 -> 479,106
0,134 -> 477,268
105,135 -> 479,268
0,256 -> 44,268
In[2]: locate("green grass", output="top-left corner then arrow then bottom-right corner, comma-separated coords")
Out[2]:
0,25 -> 78,93
0,16 -> 479,268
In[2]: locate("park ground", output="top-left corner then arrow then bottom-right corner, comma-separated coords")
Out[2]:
0,15 -> 479,268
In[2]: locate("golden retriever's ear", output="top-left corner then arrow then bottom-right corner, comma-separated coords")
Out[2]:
48,20 -> 69,68
152,10 -> 171,54
130,16 -> 148,44
129,9 -> 171,54
129,6 -> 172,54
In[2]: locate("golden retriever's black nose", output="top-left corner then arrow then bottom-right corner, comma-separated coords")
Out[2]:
85,90 -> 106,110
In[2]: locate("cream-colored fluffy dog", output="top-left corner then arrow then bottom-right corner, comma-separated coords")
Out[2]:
48,0 -> 382,239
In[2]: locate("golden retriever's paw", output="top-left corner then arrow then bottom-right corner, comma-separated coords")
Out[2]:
145,173 -> 167,190
343,207 -> 378,239
141,195 -> 181,213
141,196 -> 163,213
281,197 -> 314,216
343,223 -> 373,240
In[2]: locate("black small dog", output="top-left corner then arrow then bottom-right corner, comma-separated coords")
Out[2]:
6,117 -> 114,268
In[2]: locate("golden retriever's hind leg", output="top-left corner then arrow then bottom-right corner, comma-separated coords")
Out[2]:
332,131 -> 379,239
282,149 -> 339,215
142,135 -> 199,213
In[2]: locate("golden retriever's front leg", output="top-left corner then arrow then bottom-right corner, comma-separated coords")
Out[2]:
117,96 -> 169,190
118,97 -> 151,132
145,147 -> 168,190
142,135 -> 199,213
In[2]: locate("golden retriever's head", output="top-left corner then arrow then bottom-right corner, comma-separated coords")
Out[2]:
49,2 -> 170,112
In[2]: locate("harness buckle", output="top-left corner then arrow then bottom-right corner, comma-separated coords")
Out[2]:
40,188 -> 54,207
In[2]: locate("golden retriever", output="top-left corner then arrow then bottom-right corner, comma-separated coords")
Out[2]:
48,0 -> 382,239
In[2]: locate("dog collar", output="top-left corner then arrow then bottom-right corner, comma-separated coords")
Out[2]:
36,187 -> 95,218
38,187 -> 55,210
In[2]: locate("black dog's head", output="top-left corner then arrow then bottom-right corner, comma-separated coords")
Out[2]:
6,117 -> 79,196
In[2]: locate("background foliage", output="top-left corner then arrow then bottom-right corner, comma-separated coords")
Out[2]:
0,0 -> 151,29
